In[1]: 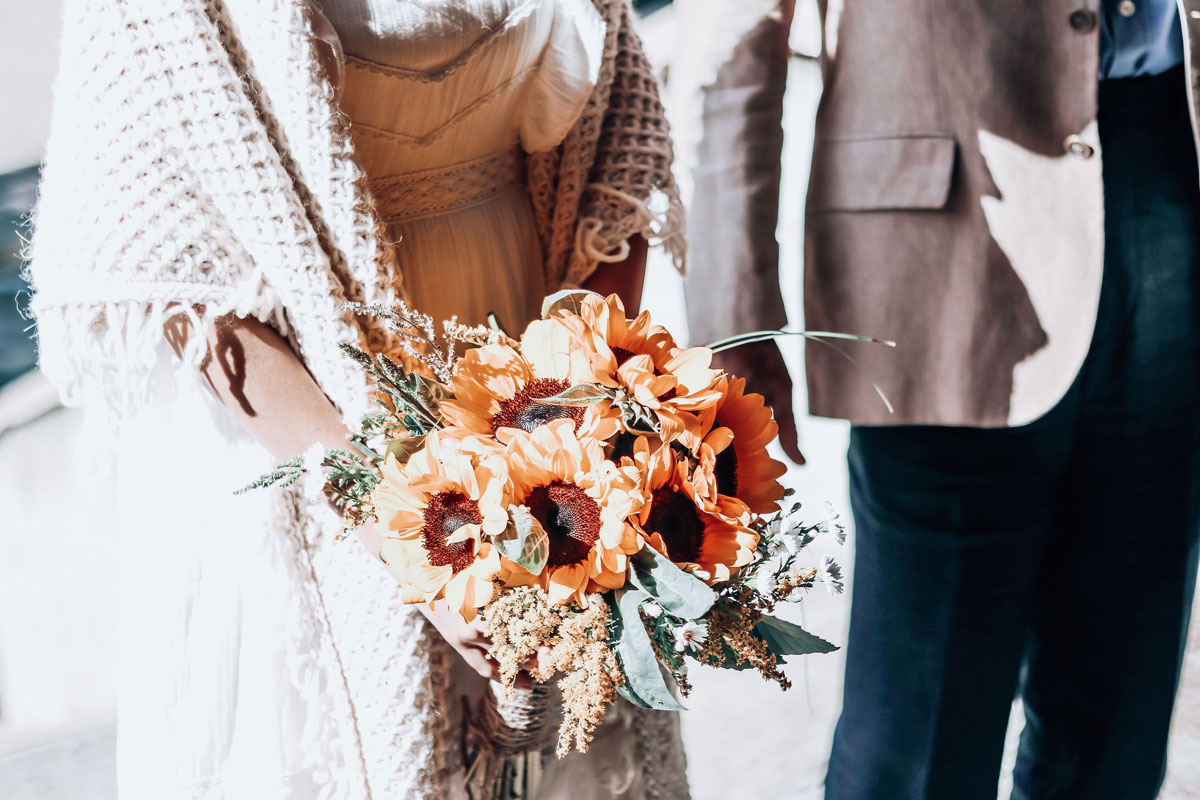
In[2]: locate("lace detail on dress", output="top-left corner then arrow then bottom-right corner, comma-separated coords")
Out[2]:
335,0 -> 540,82
272,490 -> 374,800
369,148 -> 525,223
346,63 -> 538,147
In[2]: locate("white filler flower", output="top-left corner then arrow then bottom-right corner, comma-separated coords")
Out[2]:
673,621 -> 709,653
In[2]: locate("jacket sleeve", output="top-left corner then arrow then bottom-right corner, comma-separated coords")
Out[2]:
673,0 -> 795,345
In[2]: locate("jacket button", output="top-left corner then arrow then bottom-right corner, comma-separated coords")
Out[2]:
1064,134 -> 1095,160
1069,9 -> 1098,32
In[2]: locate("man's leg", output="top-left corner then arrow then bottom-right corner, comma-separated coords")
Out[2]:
1012,65 -> 1200,800
826,410 -> 1077,800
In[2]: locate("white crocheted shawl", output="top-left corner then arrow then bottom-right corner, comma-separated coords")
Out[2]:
27,0 -> 684,421
23,3 -> 691,798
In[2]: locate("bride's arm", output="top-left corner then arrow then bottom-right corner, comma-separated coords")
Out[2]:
163,311 -> 509,680
581,235 -> 647,313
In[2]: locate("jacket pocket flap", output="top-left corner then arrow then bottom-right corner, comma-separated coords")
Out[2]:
808,134 -> 957,212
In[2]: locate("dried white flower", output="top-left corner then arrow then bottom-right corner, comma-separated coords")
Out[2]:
820,501 -> 847,545
755,569 -> 779,597
301,443 -> 329,504
821,554 -> 845,595
642,601 -> 664,619
673,621 -> 709,653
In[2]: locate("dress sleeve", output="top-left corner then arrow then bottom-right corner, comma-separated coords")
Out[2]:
518,0 -> 606,154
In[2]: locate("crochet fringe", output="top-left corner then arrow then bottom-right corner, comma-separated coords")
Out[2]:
572,184 -> 687,285
30,293 -> 289,419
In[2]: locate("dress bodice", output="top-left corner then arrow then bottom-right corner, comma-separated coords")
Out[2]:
318,0 -> 605,328
321,0 -> 604,177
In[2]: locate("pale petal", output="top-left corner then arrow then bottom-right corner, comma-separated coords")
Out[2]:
444,570 -> 472,620
445,522 -> 481,545
547,564 -> 586,604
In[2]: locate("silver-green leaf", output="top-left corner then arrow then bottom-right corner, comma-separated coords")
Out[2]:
608,589 -> 687,711
541,289 -> 603,319
493,505 -> 550,575
629,547 -> 716,620
537,384 -> 612,407
386,434 -> 427,466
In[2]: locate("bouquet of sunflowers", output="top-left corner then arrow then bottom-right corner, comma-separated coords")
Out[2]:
244,290 -> 845,777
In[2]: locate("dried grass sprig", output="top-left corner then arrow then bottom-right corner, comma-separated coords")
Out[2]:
484,587 -> 624,757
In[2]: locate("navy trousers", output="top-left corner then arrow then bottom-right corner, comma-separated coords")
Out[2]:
825,66 -> 1200,800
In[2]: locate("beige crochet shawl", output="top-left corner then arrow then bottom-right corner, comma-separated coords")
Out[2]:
24,1 -> 689,798
28,0 -> 683,423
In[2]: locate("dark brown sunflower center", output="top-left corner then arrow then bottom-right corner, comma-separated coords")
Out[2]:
612,346 -> 637,367
491,378 -> 584,435
646,486 -> 705,564
526,481 -> 602,567
421,490 -> 481,573
714,444 -> 739,496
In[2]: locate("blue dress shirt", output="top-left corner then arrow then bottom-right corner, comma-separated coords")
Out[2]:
1100,0 -> 1185,79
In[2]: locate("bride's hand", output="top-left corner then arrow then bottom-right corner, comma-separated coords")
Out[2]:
417,600 -> 540,689
357,523 -> 541,686
418,599 -> 501,680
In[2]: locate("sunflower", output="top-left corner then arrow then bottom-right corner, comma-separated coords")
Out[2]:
504,418 -> 645,605
544,294 -> 723,449
630,438 -> 758,585
373,430 -> 511,621
440,339 -> 620,446
697,376 -> 788,516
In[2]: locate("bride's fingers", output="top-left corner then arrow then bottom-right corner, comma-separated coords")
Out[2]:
460,645 -> 500,681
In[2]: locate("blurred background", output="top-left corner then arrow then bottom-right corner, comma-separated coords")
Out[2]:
0,1 -> 1196,798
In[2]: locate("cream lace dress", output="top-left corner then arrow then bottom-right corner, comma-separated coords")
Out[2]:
109,2 -> 688,799
322,0 -> 601,330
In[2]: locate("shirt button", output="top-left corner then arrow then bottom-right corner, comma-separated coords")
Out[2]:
1064,134 -> 1095,160
1069,8 -> 1098,32
1119,0 -> 1136,16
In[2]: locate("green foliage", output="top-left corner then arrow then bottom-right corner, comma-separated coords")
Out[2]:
320,448 -> 383,512
338,343 -> 444,434
755,615 -> 839,656
607,589 -> 687,711
234,455 -> 306,494
233,448 -> 380,516
629,547 -> 716,620
494,505 -> 550,576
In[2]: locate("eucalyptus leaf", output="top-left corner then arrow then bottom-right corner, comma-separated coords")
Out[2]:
629,547 -> 716,620
755,615 -> 839,656
493,505 -> 550,575
541,289 -> 603,319
414,374 -> 452,411
538,384 -> 612,407
386,434 -> 427,466
607,589 -> 687,711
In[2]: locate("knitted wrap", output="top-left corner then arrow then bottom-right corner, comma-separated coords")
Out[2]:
529,0 -> 685,288
25,0 -> 689,798
27,0 -> 683,421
